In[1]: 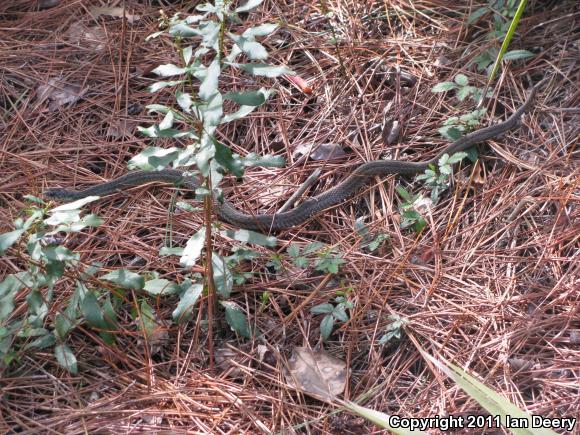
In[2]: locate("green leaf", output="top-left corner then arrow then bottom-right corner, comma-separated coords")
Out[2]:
137,300 -> 158,340
80,291 -> 107,329
221,301 -> 251,338
51,196 -> 100,212
81,214 -> 103,227
229,63 -> 294,77
302,241 -> 325,255
23,194 -> 46,205
145,30 -> 165,41
439,125 -> 463,141
213,139 -> 244,177
395,186 -> 412,202
235,0 -> 265,12
180,227 -> 206,268
342,401 -> 426,434
224,88 -> 273,106
148,80 -> 185,93
168,22 -> 200,38
503,49 -> 534,61
198,21 -> 220,50
101,297 -> 118,331
152,64 -> 187,77
172,283 -> 203,323
196,3 -> 217,13
242,23 -> 278,38
176,91 -> 193,113
314,256 -> 345,274
454,74 -> 469,86
24,333 -> 56,350
23,210 -> 43,229
292,256 -> 309,268
55,313 -> 74,340
447,152 -> 468,164
468,6 -> 490,24
159,110 -> 174,130
230,35 -> 268,60
466,146 -> 479,163
212,253 -> 233,298
137,125 -> 196,139
128,147 -> 180,171
367,234 -> 388,252
176,202 -> 202,213
221,105 -> 259,123
228,247 -> 260,263
420,350 -> 558,435
159,246 -> 185,256
320,314 -> 334,341
0,275 -> 22,322
143,278 -> 180,296
101,269 -> 145,290
456,86 -> 472,101
439,164 -> 453,175
287,244 -> 300,258
431,82 -> 457,92
241,153 -> 285,167
182,46 -> 193,65
332,305 -> 349,322
0,229 -> 25,254
55,344 -> 78,374
221,229 -> 277,247
200,92 -> 224,127
311,303 -> 334,314
42,246 -> 78,263
199,58 -> 221,100
413,218 -> 427,233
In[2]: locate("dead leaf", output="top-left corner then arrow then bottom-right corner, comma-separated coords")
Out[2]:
293,142 -> 345,161
67,22 -> 107,51
37,78 -> 86,111
284,74 -> 313,94
283,347 -> 347,401
215,345 -> 244,377
382,119 -> 402,145
106,119 -> 138,138
89,7 -> 140,24
508,357 -> 534,372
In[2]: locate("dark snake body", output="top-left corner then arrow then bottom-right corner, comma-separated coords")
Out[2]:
44,89 -> 535,231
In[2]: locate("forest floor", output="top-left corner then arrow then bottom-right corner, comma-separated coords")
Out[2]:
1,0 -> 578,433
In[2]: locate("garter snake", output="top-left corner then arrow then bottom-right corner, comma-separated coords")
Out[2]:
44,88 -> 536,231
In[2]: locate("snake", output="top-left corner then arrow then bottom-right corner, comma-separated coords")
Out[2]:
44,87 -> 536,231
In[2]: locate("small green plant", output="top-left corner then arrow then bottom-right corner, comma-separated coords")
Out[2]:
432,74 -> 491,141
266,253 -> 283,272
284,242 -> 346,274
437,108 -> 487,141
354,218 -> 389,252
311,291 -> 353,342
313,249 -> 346,274
467,0 -> 533,74
0,0 -> 294,372
416,152 -> 468,202
395,150 -> 470,232
378,314 -> 408,344
395,186 -> 428,233
432,74 -> 492,104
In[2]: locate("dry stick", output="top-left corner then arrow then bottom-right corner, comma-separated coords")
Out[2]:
283,273 -> 333,326
278,168 -> 322,213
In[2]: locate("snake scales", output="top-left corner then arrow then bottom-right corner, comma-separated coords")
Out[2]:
44,88 -> 535,231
